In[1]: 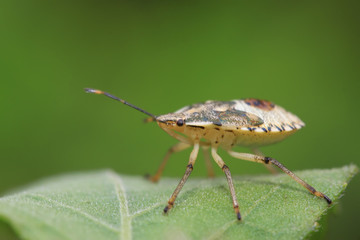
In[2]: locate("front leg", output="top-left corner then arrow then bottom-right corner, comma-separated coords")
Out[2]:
164,143 -> 200,213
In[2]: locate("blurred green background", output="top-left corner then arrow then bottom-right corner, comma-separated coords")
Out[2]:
0,0 -> 359,239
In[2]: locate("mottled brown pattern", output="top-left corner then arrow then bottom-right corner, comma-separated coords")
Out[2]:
163,101 -> 264,127
244,98 -> 275,111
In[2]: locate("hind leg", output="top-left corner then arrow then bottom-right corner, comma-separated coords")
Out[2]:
251,148 -> 278,174
228,151 -> 332,204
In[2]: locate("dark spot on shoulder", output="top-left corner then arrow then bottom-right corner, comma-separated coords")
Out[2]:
275,125 -> 282,132
247,127 -> 253,132
244,98 -> 275,111
267,126 -> 272,132
253,100 -> 260,106
215,127 -> 220,131
261,127 -> 268,133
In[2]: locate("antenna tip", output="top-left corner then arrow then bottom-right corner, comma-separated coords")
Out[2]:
84,88 -> 104,94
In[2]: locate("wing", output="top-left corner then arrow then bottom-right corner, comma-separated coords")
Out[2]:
178,101 -> 264,127
232,98 -> 305,132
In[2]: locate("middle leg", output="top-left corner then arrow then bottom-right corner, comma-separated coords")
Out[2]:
211,147 -> 241,220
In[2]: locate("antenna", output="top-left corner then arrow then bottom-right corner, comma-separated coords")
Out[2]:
84,88 -> 157,120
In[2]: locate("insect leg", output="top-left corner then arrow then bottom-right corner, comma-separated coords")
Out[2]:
202,146 -> 215,178
164,142 -> 200,214
211,148 -> 241,220
251,148 -> 278,174
147,142 -> 191,183
227,151 -> 332,204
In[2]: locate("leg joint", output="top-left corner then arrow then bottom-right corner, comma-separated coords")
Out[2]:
222,164 -> 229,171
187,164 -> 193,169
264,157 -> 271,164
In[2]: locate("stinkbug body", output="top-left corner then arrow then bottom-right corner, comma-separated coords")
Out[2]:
85,88 -> 332,220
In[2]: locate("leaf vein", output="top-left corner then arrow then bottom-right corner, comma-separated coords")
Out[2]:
131,202 -> 163,219
2,199 -> 73,240
107,171 -> 132,240
27,193 -> 120,233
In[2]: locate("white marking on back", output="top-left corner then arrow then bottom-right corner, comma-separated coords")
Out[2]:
185,121 -> 212,126
233,100 -> 305,131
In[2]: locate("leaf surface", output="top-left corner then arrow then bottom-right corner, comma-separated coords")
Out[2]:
0,165 -> 357,240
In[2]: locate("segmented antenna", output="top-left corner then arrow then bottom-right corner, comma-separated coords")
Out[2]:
84,88 -> 157,120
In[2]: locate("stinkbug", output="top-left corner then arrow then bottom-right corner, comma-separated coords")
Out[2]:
85,88 -> 332,220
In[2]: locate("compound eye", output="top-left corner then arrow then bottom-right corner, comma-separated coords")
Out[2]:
176,119 -> 184,126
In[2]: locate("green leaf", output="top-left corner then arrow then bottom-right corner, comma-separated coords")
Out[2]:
0,165 -> 357,240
